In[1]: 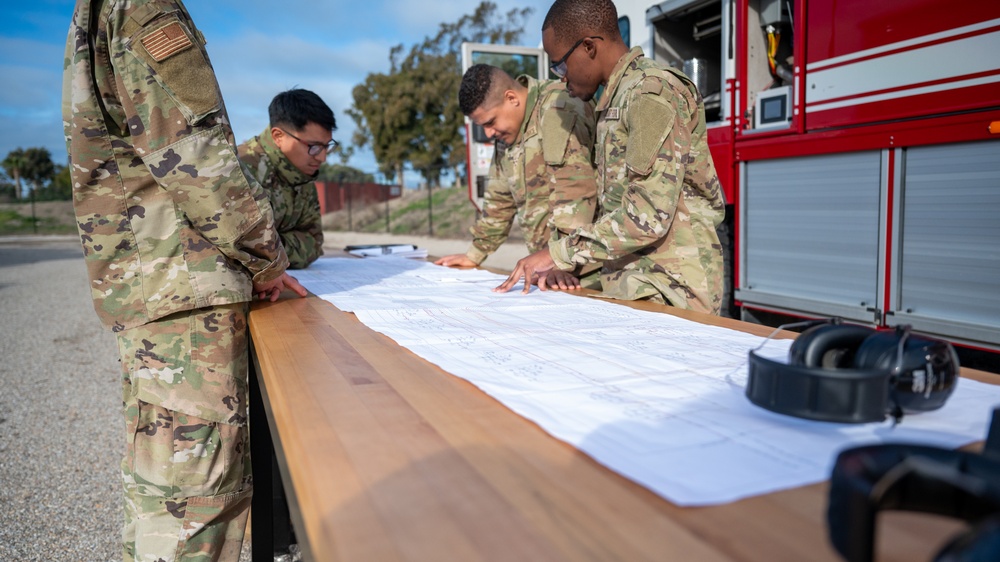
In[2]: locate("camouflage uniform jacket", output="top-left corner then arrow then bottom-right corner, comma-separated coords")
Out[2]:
62,0 -> 289,332
238,128 -> 324,269
466,75 -> 598,265
549,47 -> 725,314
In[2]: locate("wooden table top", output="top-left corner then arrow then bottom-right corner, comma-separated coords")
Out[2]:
249,280 -> 995,562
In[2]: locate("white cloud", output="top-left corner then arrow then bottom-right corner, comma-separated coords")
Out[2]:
206,31 -> 394,81
384,0 -> 472,32
384,0 -> 548,47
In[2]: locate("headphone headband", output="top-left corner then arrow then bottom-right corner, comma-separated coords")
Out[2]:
746,350 -> 890,423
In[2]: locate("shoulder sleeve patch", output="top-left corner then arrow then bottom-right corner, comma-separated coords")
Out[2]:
624,89 -> 675,176
541,104 -> 575,166
131,16 -> 221,124
140,22 -> 192,62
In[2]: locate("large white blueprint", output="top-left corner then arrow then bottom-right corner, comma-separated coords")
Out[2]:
295,257 -> 1000,505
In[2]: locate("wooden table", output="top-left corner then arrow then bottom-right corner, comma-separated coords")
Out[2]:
248,279 -> 995,562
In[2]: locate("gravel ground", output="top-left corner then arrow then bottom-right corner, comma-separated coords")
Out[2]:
0,236 -> 122,562
0,232 -> 507,562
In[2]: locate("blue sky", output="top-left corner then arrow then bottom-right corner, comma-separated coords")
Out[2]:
0,0 -> 550,182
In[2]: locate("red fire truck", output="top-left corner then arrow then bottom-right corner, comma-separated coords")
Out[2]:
463,0 -> 1000,352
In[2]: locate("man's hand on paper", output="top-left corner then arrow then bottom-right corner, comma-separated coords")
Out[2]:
254,272 -> 309,302
494,249 -> 557,294
537,269 -> 582,291
434,254 -> 477,268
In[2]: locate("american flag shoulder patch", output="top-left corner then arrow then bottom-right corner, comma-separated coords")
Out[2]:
141,22 -> 193,62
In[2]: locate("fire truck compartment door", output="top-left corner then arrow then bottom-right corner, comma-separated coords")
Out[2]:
888,140 -> 1000,347
737,151 -> 884,323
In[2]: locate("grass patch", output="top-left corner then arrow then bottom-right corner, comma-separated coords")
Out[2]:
323,186 -> 479,239
0,207 -> 77,235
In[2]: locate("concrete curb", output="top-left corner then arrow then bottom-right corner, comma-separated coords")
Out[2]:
0,234 -> 79,244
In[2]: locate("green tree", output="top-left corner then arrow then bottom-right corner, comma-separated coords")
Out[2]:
36,163 -> 73,201
0,173 -> 15,202
317,163 -> 375,184
331,142 -> 355,166
2,150 -> 26,201
348,67 -> 414,188
2,147 -> 56,200
349,1 -> 533,190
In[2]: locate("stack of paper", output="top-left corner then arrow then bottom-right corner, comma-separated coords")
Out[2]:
345,244 -> 428,259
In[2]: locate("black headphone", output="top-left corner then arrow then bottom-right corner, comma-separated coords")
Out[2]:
827,408 -> 1000,562
746,319 -> 960,423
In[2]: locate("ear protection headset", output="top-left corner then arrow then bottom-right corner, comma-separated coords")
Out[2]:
827,408 -> 1000,562
746,319 -> 959,423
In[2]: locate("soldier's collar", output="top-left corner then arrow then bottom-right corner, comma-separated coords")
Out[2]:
261,127 -> 316,187
514,75 -> 541,145
596,46 -> 644,113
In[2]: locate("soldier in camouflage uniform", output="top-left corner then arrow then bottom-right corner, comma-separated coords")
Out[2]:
63,1 -> 306,560
238,89 -> 336,269
497,0 -> 726,315
436,64 -> 599,289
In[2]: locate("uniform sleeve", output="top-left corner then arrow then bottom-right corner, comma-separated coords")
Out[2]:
280,185 -> 325,269
466,156 -> 516,265
113,6 -> 287,284
541,95 -> 598,241
551,79 -> 682,270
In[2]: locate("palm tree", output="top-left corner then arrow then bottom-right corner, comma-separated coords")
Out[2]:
2,152 -> 26,201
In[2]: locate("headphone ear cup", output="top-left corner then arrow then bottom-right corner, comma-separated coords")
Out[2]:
934,515 -> 1000,562
789,324 -> 876,368
854,330 -> 961,413
853,330 -> 902,371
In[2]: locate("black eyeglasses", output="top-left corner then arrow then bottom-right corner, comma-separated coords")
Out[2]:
550,36 -> 603,78
281,129 -> 339,156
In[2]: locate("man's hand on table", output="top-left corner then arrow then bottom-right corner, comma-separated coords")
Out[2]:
434,254 -> 477,268
254,272 -> 308,302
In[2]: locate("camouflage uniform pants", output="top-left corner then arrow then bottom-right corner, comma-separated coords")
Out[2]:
116,303 -> 253,562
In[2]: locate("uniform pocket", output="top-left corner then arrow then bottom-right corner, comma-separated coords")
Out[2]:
123,304 -> 249,426
127,400 -> 249,498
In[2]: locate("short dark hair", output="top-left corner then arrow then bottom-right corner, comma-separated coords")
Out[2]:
459,64 -> 500,116
268,89 -> 336,132
458,64 -> 522,115
543,0 -> 619,41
